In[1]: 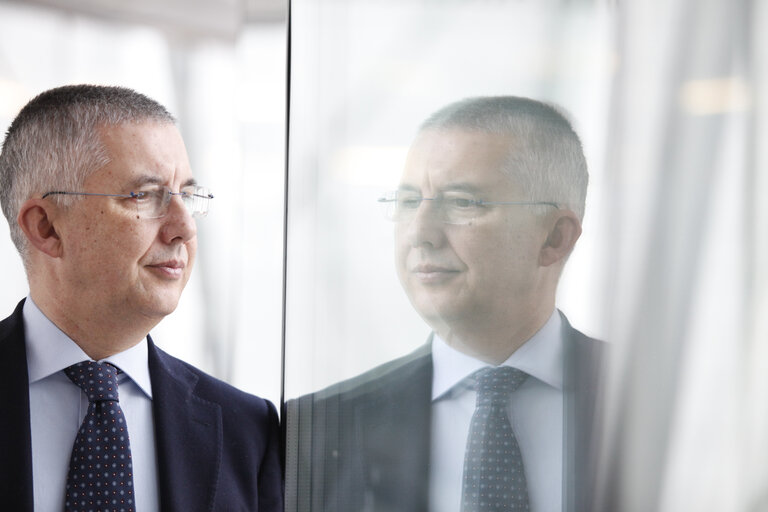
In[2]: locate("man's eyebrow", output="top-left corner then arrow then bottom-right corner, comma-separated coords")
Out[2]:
396,183 -> 483,194
127,175 -> 163,189
126,175 -> 198,189
441,183 -> 483,194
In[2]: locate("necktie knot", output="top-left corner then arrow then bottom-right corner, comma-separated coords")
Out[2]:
474,366 -> 527,406
65,361 -> 120,403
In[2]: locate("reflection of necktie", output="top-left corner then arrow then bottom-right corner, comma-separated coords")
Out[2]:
461,366 -> 530,512
64,361 -> 136,512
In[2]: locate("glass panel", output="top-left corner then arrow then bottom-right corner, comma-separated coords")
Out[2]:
283,1 -> 613,510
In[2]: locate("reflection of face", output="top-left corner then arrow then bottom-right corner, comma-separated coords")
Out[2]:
56,121 -> 197,324
395,128 -> 549,333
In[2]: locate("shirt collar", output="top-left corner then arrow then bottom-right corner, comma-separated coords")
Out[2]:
23,296 -> 153,398
431,310 -> 564,400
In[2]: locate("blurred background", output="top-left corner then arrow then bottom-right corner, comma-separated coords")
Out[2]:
1,0 -> 767,510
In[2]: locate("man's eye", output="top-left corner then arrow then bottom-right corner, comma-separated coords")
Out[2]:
446,197 -> 480,209
132,189 -> 160,201
398,197 -> 422,209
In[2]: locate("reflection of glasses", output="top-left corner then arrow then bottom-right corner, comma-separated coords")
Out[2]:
377,190 -> 559,225
42,185 -> 214,219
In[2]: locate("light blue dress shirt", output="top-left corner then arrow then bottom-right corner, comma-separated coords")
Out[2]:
24,297 -> 160,511
429,310 -> 564,512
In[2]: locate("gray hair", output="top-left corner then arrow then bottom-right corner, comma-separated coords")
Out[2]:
0,84 -> 175,262
419,96 -> 588,220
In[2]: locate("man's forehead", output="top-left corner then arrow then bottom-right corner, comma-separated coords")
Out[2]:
399,128 -> 520,191
90,121 -> 194,188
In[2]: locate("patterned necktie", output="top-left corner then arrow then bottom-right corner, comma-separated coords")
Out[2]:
461,366 -> 530,512
64,361 -> 136,512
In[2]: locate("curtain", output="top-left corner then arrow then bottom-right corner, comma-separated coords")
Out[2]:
598,0 -> 768,510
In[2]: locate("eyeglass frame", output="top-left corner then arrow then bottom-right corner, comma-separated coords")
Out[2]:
41,185 -> 214,219
377,190 -> 560,225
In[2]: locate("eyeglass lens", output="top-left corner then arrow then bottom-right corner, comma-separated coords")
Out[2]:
383,195 -> 477,225
138,187 -> 212,219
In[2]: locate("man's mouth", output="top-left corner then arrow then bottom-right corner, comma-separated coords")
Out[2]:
146,259 -> 186,278
410,264 -> 460,282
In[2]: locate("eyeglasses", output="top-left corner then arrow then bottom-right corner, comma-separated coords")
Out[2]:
377,190 -> 559,225
42,185 -> 214,219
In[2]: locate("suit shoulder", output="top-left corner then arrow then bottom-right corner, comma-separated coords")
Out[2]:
568,327 -> 606,365
560,313 -> 606,355
0,300 -> 25,343
151,344 -> 277,420
303,343 -> 432,404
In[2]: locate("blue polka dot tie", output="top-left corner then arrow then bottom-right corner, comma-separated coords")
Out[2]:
64,361 -> 136,512
461,366 -> 530,512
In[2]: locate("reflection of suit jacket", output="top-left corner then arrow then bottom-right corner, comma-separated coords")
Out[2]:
0,299 -> 283,512
286,313 -> 604,512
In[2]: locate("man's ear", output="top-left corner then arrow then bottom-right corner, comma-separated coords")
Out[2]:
539,211 -> 582,267
17,198 -> 63,258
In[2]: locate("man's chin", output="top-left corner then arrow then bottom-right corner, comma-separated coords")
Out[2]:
139,293 -> 183,319
410,296 -> 462,326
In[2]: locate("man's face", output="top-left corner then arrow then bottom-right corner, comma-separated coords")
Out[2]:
394,128 -> 550,331
55,121 -> 197,323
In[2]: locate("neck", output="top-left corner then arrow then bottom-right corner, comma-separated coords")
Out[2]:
29,288 -> 156,360
432,301 -> 555,365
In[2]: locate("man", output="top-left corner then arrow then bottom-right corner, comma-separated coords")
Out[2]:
0,85 -> 282,511
287,96 -> 603,512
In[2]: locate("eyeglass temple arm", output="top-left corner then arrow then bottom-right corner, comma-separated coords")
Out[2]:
376,197 -> 560,208
42,191 -> 135,199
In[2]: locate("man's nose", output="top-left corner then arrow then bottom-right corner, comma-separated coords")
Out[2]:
402,198 -> 446,248
159,193 -> 197,244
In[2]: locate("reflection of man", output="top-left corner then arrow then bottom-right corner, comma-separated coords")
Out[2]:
0,85 -> 282,511
289,96 -> 603,512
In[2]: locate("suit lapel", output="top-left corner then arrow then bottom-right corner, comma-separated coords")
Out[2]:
148,339 -> 223,512
0,300 -> 34,512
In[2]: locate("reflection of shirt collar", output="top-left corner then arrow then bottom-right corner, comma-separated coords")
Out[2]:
24,296 -> 153,398
431,309 -> 564,401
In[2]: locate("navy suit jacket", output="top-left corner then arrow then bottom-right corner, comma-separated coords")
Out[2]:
0,299 -> 283,512
286,314 -> 604,512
